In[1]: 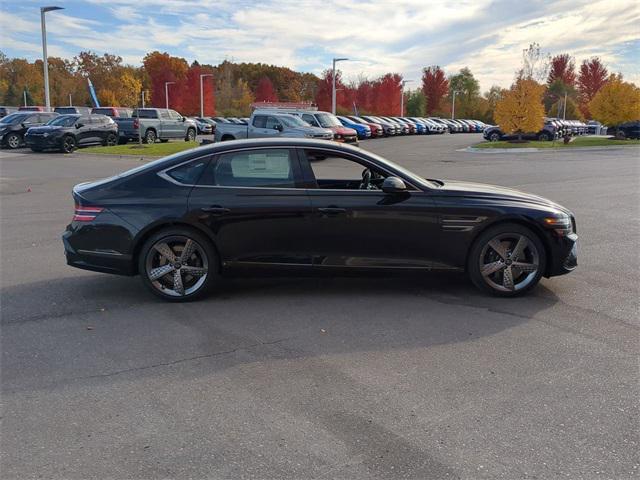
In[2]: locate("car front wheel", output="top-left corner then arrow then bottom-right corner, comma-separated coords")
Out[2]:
61,135 -> 76,153
5,133 -> 22,149
468,223 -> 546,297
139,227 -> 219,302
185,128 -> 196,142
489,132 -> 501,142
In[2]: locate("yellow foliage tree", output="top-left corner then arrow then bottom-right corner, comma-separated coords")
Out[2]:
98,88 -> 119,106
589,75 -> 640,125
117,72 -> 142,107
494,78 -> 545,140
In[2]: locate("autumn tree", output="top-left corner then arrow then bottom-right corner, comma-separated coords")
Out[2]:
547,54 -> 576,87
494,78 -> 545,141
255,76 -> 278,102
422,66 -> 448,114
143,51 -> 188,109
589,74 -> 640,126
314,69 -> 346,112
577,57 -> 608,118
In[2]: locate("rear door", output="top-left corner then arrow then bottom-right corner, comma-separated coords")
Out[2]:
186,147 -> 313,268
75,116 -> 95,145
158,110 -> 173,137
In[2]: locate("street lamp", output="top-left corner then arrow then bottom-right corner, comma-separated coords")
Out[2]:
451,91 -> 459,120
165,81 -> 175,109
199,73 -> 214,118
41,6 -> 64,111
332,57 -> 348,115
400,80 -> 413,116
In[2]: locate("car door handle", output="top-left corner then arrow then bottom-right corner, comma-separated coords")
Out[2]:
201,206 -> 230,215
318,207 -> 346,215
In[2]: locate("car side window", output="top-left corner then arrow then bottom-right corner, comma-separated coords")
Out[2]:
169,110 -> 181,120
252,115 -> 267,128
302,149 -> 392,191
265,116 -> 281,130
160,110 -> 171,119
165,157 -> 210,185
200,149 -> 298,188
302,114 -> 318,127
78,116 -> 91,126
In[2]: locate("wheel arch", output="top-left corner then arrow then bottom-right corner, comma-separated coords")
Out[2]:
131,220 -> 221,275
464,215 -> 553,276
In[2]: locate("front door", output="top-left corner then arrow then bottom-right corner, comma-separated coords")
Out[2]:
187,147 -> 313,268
298,148 -> 442,269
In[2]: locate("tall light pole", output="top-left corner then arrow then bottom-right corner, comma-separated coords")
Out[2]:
199,73 -> 214,118
400,79 -> 413,116
165,81 -> 175,109
41,6 -> 64,111
451,91 -> 459,120
332,57 -> 348,114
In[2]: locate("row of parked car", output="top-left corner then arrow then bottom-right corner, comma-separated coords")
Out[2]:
0,106 -> 200,152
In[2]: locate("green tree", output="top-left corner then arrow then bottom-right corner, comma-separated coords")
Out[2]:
405,90 -> 426,116
448,67 -> 480,118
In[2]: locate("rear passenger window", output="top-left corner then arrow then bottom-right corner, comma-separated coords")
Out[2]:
166,158 -> 210,185
201,149 -> 297,188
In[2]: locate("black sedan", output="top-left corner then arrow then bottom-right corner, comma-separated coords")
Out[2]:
25,114 -> 118,153
63,138 -> 578,301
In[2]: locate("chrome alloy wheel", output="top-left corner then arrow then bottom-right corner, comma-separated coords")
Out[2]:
479,233 -> 540,292
145,236 -> 208,297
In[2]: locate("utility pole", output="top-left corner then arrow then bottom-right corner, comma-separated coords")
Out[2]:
200,73 -> 214,118
400,80 -> 413,116
40,6 -> 64,111
451,91 -> 458,120
563,91 -> 567,120
331,57 -> 348,115
69,93 -> 72,106
165,81 -> 175,109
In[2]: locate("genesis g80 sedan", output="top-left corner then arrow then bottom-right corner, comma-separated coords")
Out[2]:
63,138 -> 578,301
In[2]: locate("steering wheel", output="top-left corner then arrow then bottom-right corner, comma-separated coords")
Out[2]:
360,168 -> 372,190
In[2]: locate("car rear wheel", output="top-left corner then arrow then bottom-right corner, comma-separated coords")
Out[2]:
5,133 -> 21,149
104,133 -> 117,147
144,129 -> 156,144
139,227 -> 219,302
468,223 -> 546,297
61,135 -> 76,153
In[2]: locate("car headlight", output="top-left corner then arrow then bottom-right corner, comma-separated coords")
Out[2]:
304,133 -> 314,138
544,213 -> 572,235
335,134 -> 342,139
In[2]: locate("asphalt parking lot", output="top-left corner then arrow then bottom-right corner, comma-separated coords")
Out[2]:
1,134 -> 638,479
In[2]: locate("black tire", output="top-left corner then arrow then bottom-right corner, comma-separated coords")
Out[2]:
144,129 -> 157,144
615,130 -> 626,140
104,133 -> 117,147
489,132 -> 501,142
185,128 -> 196,142
138,227 -> 219,302
537,132 -> 550,141
61,135 -> 76,153
221,135 -> 234,142
467,223 -> 546,297
5,133 -> 22,149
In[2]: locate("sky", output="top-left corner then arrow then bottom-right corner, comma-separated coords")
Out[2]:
1,0 -> 639,91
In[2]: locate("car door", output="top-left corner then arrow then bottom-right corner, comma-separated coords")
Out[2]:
158,110 -> 173,138
186,147 -> 314,268
298,147 -> 442,269
169,110 -> 186,138
75,116 -> 94,145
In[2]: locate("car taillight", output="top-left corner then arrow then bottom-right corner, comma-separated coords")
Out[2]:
73,205 -> 103,222
133,118 -> 139,129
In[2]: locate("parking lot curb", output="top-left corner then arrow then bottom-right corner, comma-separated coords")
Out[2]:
463,145 -> 640,154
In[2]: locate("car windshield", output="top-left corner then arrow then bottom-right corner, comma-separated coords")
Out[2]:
47,116 -> 78,127
279,115 -> 310,128
0,113 -> 30,125
315,113 -> 341,128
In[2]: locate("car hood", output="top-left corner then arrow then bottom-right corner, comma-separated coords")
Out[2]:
328,126 -> 357,135
436,180 -> 570,213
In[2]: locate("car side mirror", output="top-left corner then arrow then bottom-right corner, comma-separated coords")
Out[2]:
382,176 -> 407,194
274,124 -> 283,132
181,117 -> 186,122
